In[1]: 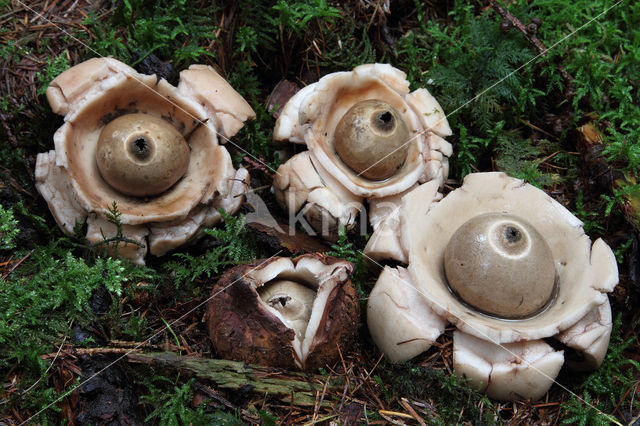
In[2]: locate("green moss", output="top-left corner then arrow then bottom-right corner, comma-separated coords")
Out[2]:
0,246 -> 124,367
0,204 -> 19,250
36,54 -> 70,96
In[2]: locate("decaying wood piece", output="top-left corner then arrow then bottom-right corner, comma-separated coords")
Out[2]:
127,351 -> 342,406
246,222 -> 331,253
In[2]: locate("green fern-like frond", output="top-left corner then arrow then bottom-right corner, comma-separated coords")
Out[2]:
167,211 -> 258,287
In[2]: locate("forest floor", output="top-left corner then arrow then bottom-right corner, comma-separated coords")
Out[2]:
1,0 -> 639,424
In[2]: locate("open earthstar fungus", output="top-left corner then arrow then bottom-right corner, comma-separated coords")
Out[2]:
206,254 -> 359,370
35,58 -> 255,265
272,64 -> 452,239
364,172 -> 618,401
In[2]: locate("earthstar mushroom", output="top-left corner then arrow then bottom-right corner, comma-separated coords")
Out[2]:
272,64 -> 452,239
364,172 -> 618,401
206,254 -> 359,370
35,57 -> 255,264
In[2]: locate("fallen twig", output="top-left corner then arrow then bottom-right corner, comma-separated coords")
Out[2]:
400,398 -> 427,426
0,249 -> 33,281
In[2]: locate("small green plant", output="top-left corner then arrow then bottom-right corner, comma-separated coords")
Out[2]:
0,246 -> 127,365
0,204 -> 19,250
327,226 -> 367,299
93,201 -> 144,257
229,103 -> 280,169
141,377 -> 243,425
36,54 -> 70,96
121,312 -> 149,341
326,226 -> 359,264
413,6 -> 539,178
226,0 -> 351,83
105,200 -> 124,238
602,181 -> 640,219
0,39 -> 20,60
0,237 -> 157,420
14,200 -> 50,236
78,0 -> 219,66
117,0 -> 219,66
271,0 -> 340,36
0,94 -> 24,113
575,191 -> 605,234
419,8 -> 535,131
372,374 -> 391,404
495,133 -> 560,188
310,10 -> 378,70
560,314 -> 640,425
257,410 -> 278,426
561,392 -> 618,426
78,14 -> 128,59
451,124 -> 492,178
235,26 -> 259,59
613,239 -> 632,264
166,210 -> 258,287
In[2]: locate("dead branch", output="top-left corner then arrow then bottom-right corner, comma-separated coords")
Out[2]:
127,351 -> 344,407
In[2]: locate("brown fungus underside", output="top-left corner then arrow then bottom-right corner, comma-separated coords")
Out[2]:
206,255 -> 359,370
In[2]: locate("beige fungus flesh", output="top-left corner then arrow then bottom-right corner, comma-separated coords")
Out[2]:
396,173 -> 617,344
35,58 -> 254,264
273,64 -> 453,200
271,64 -> 453,240
258,279 -> 316,342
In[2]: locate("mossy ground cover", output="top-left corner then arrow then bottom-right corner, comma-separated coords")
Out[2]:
0,0 -> 639,424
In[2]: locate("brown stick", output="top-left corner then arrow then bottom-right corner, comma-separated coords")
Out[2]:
1,249 -> 33,281
243,156 -> 274,178
491,0 -> 547,54
400,398 -> 428,426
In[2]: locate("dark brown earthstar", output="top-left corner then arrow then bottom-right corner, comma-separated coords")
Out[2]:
206,254 -> 359,370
